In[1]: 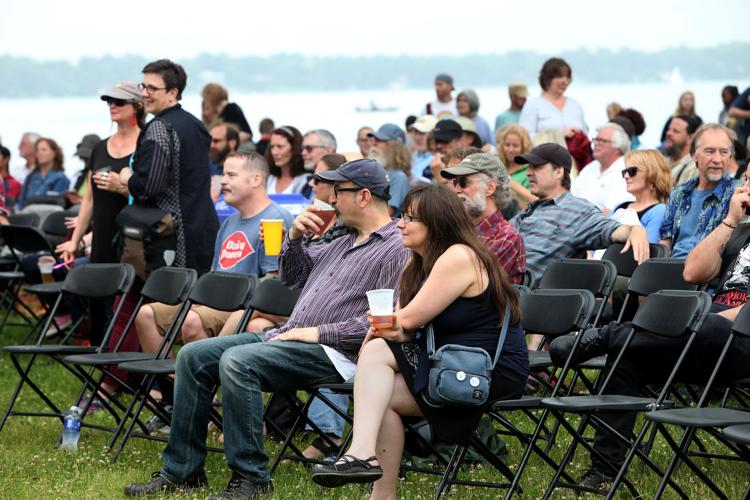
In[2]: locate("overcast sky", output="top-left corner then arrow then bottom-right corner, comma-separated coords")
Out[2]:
3,0 -> 748,61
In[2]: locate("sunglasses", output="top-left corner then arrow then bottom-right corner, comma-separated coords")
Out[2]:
621,166 -> 640,178
451,176 -> 482,189
105,98 -> 128,107
303,145 -> 324,153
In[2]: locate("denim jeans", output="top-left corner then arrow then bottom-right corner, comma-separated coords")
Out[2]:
305,389 -> 349,437
160,333 -> 343,483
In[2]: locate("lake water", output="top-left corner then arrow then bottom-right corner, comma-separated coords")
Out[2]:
1,79 -> 747,179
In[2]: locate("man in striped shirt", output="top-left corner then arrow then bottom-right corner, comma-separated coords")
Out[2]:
125,159 -> 410,499
511,143 -> 649,286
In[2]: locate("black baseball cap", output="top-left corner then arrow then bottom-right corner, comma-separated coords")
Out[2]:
432,119 -> 462,142
515,143 -> 572,171
315,158 -> 391,201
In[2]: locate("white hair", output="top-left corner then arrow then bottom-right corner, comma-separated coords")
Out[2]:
305,129 -> 337,151
599,123 -> 631,155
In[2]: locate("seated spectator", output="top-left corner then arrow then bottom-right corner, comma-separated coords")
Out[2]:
18,137 -> 69,208
457,88 -> 495,146
440,152 -> 526,283
255,118 -> 274,156
123,159 -> 410,498
497,124 -> 536,210
135,152 -> 293,355
612,149 -> 673,243
407,116 -> 436,181
302,129 -> 337,171
310,184 -> 527,495
356,126 -> 374,158
665,114 -> 701,185
208,122 -> 240,200
660,124 -> 737,258
0,144 -> 21,201
455,117 -> 485,149
548,172 -> 750,490
511,143 -> 649,286
265,126 -> 309,195
571,123 -> 633,214
368,123 -> 410,215
427,119 -> 463,182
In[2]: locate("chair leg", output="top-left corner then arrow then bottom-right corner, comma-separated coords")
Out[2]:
434,444 -> 467,498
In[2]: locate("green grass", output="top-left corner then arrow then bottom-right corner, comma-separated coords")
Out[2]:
0,323 -> 749,499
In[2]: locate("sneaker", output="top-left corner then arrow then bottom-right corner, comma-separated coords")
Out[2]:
145,405 -> 172,435
207,472 -> 273,499
124,470 -> 207,496
578,468 -> 614,492
549,328 -> 606,367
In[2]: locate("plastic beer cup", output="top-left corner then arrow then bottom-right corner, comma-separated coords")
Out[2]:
261,219 -> 284,256
366,289 -> 395,329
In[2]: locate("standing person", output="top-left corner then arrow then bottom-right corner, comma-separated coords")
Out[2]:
14,132 -> 40,182
497,124 -> 536,209
356,126 -> 374,158
719,85 -> 739,128
665,115 -> 701,185
494,82 -> 528,132
17,138 -> 69,208
457,89 -> 495,146
660,90 -> 703,144
265,126 -> 309,195
310,184 -> 527,496
423,73 -> 458,120
201,82 -> 253,143
255,118 -> 274,156
729,85 -> 750,147
0,145 -> 22,201
208,122 -> 240,200
519,57 -> 587,139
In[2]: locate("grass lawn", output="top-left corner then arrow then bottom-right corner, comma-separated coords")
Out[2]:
0,323 -> 749,499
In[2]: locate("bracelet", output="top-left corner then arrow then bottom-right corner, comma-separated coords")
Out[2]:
722,220 -> 737,229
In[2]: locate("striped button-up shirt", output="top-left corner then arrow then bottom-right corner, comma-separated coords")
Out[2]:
511,191 -> 619,285
265,219 -> 410,362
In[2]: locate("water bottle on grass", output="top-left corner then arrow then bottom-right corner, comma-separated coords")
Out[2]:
60,406 -> 82,452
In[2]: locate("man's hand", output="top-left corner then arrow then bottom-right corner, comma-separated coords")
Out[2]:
268,327 -> 320,343
288,206 -> 327,240
621,225 -> 650,264
724,186 -> 750,227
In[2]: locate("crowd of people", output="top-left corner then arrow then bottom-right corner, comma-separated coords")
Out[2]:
1,56 -> 750,498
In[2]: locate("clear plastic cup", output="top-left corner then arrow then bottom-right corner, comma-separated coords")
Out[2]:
366,289 -> 395,329
312,199 -> 337,236
38,256 -> 56,284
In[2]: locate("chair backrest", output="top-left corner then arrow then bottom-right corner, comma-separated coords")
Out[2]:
61,263 -> 136,299
537,258 -> 618,299
632,290 -> 712,338
23,195 -> 67,208
41,210 -> 70,238
0,224 -> 55,255
247,279 -> 302,317
602,243 -> 670,277
7,212 -> 40,227
626,258 -> 698,297
519,288 -> 596,337
140,267 -> 198,306
732,302 -> 750,339
189,271 -> 259,311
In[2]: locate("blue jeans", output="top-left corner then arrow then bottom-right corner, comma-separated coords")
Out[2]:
305,389 -> 349,437
160,333 -> 343,483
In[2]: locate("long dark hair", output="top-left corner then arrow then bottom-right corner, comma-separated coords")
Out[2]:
398,184 -> 520,325
264,125 -> 305,178
35,138 -> 65,171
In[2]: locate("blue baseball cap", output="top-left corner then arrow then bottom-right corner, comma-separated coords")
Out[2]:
368,123 -> 406,143
315,159 -> 392,201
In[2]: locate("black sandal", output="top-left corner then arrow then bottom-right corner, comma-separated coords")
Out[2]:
310,454 -> 383,488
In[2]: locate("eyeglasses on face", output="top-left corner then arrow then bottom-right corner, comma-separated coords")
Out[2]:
333,185 -> 365,196
303,145 -> 324,153
400,213 -> 419,223
451,176 -> 482,189
593,137 -> 613,144
105,98 -> 127,107
621,166 -> 640,178
138,83 -> 167,94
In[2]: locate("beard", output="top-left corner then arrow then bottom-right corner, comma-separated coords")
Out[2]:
210,145 -> 230,165
367,147 -> 387,167
663,141 -> 683,158
461,190 -> 487,219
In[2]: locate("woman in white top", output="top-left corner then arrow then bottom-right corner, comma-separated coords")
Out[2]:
265,125 -> 309,194
519,57 -> 587,139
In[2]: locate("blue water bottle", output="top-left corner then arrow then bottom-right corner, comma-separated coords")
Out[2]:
60,406 -> 82,452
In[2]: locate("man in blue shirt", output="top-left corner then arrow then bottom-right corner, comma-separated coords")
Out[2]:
134,152 -> 294,353
660,123 -> 737,258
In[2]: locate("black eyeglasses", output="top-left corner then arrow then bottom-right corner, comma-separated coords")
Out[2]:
333,185 -> 365,196
401,213 -> 419,223
137,83 -> 167,94
451,176 -> 482,189
621,166 -> 640,178
303,145 -> 324,153
105,98 -> 127,107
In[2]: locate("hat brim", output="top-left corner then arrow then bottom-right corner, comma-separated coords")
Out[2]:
410,125 -> 433,134
440,166 -> 480,178
433,132 -> 461,142
368,132 -> 392,142
514,152 -> 549,166
315,170 -> 353,183
100,90 -> 142,103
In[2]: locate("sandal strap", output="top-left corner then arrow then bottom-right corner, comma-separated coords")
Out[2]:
340,454 -> 378,469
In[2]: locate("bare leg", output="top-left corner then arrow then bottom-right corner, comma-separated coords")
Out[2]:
217,310 -> 244,337
180,311 -> 209,344
134,304 -> 163,354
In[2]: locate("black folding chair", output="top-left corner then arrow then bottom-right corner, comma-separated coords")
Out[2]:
61,267 -> 198,450
41,210 -> 72,248
720,423 -> 750,499
538,290 -> 712,498
601,242 -> 669,278
0,264 -> 135,434
110,271 -> 259,462
643,301 -> 750,499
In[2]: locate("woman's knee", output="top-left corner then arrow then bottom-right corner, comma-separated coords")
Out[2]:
359,338 -> 394,365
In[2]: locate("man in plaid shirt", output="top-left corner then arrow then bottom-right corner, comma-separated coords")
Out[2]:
441,153 -> 526,284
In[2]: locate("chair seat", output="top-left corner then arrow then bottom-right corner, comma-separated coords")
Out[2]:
528,350 -> 552,370
577,355 -> 607,369
492,395 -> 544,410
118,358 -> 176,374
646,407 -> 750,427
314,382 -> 354,393
0,271 -> 25,281
24,282 -> 64,295
63,352 -> 155,366
541,394 -> 673,412
722,424 -> 750,445
3,344 -> 97,355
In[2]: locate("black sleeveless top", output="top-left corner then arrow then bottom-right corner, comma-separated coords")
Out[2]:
89,139 -> 130,263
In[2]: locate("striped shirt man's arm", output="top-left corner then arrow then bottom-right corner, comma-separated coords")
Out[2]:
129,120 -> 173,203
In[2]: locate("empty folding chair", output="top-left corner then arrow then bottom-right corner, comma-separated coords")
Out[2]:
601,242 -> 669,279
0,264 -> 135,434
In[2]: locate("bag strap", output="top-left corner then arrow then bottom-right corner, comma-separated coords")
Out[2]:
427,301 -> 511,370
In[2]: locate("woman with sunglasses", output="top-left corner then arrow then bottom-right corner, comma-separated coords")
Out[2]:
311,184 -> 527,494
264,125 -> 309,194
612,149 -> 673,243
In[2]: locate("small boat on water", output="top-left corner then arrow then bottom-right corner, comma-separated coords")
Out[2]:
355,100 -> 398,113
